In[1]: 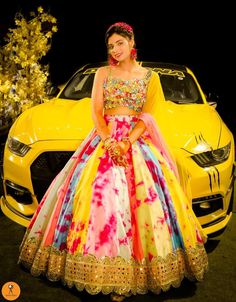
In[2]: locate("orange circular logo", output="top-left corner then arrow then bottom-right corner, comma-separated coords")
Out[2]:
1,281 -> 21,301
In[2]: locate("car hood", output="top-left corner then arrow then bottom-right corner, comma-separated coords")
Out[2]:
11,98 -> 94,144
10,99 -> 230,152
155,102 -> 230,153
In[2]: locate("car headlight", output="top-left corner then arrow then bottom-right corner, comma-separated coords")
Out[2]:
191,142 -> 231,167
7,136 -> 31,157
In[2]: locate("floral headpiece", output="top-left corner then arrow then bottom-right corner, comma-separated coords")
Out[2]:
107,22 -> 133,34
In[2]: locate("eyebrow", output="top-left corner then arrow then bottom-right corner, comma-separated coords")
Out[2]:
108,39 -> 123,47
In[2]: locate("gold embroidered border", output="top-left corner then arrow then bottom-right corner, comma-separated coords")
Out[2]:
18,237 -> 208,296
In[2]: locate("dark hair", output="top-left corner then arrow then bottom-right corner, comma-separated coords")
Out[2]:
105,22 -> 134,45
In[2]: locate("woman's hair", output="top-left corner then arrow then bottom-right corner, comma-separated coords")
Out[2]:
105,22 -> 134,45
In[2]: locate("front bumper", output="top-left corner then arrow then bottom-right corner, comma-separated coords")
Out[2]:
1,195 -> 32,227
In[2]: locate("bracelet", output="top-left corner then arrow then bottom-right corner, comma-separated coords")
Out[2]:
112,146 -> 122,156
103,137 -> 116,149
121,137 -> 131,149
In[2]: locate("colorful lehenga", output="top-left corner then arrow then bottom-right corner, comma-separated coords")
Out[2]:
18,69 -> 208,297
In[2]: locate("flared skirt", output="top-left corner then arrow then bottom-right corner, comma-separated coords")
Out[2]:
18,114 -> 208,296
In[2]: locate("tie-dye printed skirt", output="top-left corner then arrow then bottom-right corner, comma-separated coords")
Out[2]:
18,114 -> 208,296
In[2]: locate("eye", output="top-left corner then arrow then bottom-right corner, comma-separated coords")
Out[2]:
107,45 -> 113,52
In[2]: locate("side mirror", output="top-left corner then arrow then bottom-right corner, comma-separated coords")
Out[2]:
205,92 -> 219,109
46,86 -> 60,98
208,101 -> 217,109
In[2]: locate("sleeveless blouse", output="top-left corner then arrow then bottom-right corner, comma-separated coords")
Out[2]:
103,69 -> 152,112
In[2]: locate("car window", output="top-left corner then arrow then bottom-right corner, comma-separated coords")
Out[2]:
159,73 -> 203,104
59,73 -> 95,100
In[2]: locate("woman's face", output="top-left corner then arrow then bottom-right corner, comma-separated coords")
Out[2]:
107,33 -> 133,62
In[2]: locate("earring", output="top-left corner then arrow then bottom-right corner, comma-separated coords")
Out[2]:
108,55 -> 118,66
130,48 -> 137,60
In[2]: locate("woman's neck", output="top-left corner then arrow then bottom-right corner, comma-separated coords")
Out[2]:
117,60 -> 139,72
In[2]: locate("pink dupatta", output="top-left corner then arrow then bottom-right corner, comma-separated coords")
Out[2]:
139,112 -> 180,182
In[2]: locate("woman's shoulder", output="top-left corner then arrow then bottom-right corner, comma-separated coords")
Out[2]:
96,66 -> 110,76
140,67 -> 159,84
140,67 -> 159,80
94,66 -> 111,82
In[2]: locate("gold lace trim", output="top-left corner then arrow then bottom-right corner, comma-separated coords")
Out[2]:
18,237 -> 208,295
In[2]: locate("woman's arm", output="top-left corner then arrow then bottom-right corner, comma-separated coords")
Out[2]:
128,120 -> 146,144
91,67 -> 127,166
91,67 -> 110,141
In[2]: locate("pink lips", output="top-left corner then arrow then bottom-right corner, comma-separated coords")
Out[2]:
114,53 -> 121,59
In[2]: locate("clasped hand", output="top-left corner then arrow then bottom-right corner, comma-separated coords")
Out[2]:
104,139 -> 130,168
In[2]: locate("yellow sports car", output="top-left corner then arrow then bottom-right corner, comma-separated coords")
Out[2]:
1,62 -> 235,237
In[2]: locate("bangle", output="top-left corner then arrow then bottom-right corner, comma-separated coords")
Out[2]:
103,137 -> 116,149
122,136 -> 131,144
122,137 -> 131,149
112,146 -> 122,156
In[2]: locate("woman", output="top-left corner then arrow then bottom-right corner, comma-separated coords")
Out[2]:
18,22 -> 208,301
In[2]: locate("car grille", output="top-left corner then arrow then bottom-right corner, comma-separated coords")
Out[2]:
192,194 -> 223,217
30,151 -> 74,202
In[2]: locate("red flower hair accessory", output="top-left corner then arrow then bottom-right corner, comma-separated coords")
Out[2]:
108,22 -> 133,34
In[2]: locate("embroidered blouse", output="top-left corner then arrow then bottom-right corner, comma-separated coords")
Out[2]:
103,69 -> 152,112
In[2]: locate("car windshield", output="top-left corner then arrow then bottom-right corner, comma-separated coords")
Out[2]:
158,71 -> 203,104
59,67 -> 204,104
59,68 -> 95,100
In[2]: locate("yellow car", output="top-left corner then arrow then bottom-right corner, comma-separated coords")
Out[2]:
1,62 -> 235,237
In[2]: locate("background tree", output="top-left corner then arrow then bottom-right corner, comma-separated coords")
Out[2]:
0,6 -> 57,130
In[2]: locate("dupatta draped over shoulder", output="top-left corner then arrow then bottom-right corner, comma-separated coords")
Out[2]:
139,71 -> 180,181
